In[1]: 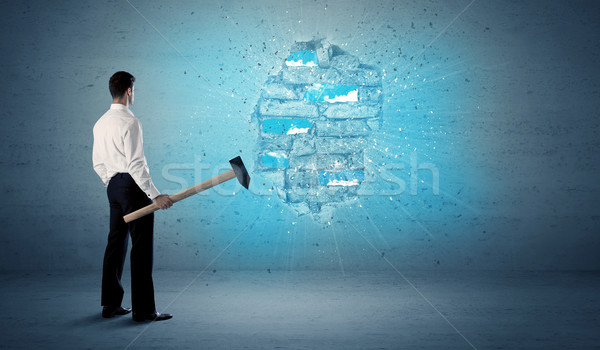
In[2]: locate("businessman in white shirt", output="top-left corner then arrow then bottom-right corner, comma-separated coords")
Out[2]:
93,71 -> 173,322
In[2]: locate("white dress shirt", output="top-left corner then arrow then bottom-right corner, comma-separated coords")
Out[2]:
93,104 -> 160,199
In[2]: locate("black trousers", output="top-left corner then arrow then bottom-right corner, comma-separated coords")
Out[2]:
101,173 -> 156,314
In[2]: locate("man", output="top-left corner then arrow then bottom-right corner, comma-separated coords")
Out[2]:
93,71 -> 173,322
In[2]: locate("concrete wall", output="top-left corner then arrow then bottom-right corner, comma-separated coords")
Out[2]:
0,0 -> 598,272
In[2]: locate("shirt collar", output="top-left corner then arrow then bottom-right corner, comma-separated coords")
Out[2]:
110,103 -> 129,110
110,103 -> 134,115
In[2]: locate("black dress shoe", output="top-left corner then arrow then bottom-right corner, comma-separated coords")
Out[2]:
102,306 -> 132,318
132,311 -> 173,322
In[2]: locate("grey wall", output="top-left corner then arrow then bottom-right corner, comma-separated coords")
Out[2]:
0,0 -> 598,272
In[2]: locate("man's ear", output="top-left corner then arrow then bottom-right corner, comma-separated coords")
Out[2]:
126,87 -> 132,96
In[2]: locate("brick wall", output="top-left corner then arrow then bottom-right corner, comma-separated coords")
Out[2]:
253,40 -> 383,217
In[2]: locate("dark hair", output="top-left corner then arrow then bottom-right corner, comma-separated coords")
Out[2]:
109,71 -> 135,98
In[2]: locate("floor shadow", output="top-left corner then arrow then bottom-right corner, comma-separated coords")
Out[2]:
65,312 -> 106,327
65,312 -> 147,328
108,316 -> 152,328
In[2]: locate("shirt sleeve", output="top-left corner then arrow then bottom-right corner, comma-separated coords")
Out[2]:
123,119 -> 161,199
92,129 -> 110,187
92,159 -> 110,187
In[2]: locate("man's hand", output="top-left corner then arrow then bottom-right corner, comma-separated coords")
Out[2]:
154,194 -> 173,210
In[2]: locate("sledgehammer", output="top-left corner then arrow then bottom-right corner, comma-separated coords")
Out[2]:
123,156 -> 250,223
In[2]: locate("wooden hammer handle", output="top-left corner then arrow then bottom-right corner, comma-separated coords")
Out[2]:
123,169 -> 236,223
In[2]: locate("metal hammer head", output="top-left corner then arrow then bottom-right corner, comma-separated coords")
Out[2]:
229,156 -> 251,189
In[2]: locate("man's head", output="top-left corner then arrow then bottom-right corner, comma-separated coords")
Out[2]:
109,71 -> 135,106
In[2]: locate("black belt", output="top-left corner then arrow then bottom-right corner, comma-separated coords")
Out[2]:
112,173 -> 129,179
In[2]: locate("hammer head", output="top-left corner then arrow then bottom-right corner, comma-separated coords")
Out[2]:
229,156 -> 251,189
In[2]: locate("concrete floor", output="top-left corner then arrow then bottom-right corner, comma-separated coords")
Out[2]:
0,270 -> 598,350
